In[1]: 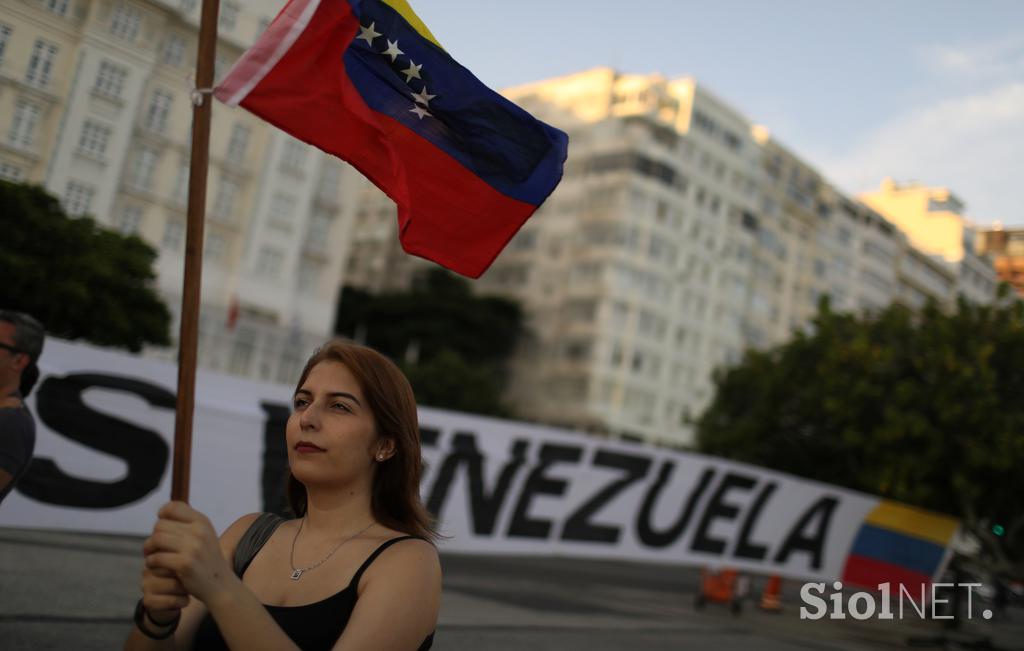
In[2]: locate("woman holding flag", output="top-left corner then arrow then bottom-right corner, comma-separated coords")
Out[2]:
126,340 -> 441,650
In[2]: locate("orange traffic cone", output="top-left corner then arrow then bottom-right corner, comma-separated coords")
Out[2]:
759,575 -> 783,612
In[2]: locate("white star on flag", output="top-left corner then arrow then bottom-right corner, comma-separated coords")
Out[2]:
402,61 -> 423,83
409,105 -> 431,120
357,22 -> 381,46
411,86 -> 436,107
383,39 -> 403,62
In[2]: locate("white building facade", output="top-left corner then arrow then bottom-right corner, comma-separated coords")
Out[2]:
336,68 -> 1000,447
0,0 -> 356,382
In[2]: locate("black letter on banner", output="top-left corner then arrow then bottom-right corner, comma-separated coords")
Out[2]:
636,464 -> 715,548
508,443 -> 582,540
691,472 -> 757,555
425,432 -> 529,535
773,496 -> 839,570
733,481 -> 777,561
420,426 -> 440,447
18,374 -> 174,508
561,449 -> 651,544
260,401 -> 291,516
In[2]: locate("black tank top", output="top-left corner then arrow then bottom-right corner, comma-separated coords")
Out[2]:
191,514 -> 434,650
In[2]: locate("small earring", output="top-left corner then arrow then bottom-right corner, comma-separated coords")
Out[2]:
377,454 -> 384,461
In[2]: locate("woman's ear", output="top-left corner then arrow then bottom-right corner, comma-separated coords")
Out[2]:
375,438 -> 397,461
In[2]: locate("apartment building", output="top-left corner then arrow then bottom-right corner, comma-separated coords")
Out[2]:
976,226 -> 1024,298
859,179 -> 999,305
0,0 -> 355,382
341,67 -> 998,446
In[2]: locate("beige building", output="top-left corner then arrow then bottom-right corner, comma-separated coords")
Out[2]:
342,68 -> 999,447
0,0 -> 355,382
859,179 -> 999,305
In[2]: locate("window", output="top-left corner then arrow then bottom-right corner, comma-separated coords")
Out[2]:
0,24 -> 10,65
219,1 -> 239,30
63,181 -> 95,217
307,213 -> 331,244
205,232 -> 226,264
129,146 -> 160,189
862,240 -> 893,265
563,300 -> 596,323
116,205 -> 143,234
228,328 -> 255,376
173,160 -> 190,204
0,162 -> 24,182
813,258 -> 827,278
225,123 -> 250,163
267,193 -> 295,230
280,140 -> 307,171
213,177 -> 240,219
94,60 -> 127,98
214,54 -> 229,81
26,39 -> 58,87
631,351 -> 645,373
297,260 -> 321,295
861,268 -> 892,294
44,0 -> 71,16
163,219 -> 185,249
563,340 -> 591,362
77,120 -> 112,159
255,246 -> 285,277
8,101 -> 42,149
162,34 -> 185,67
110,4 -> 141,41
143,89 -> 173,133
692,110 -> 717,135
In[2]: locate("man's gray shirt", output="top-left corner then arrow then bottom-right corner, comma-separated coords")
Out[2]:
0,392 -> 36,504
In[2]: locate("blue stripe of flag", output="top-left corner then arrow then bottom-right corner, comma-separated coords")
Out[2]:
343,0 -> 568,206
850,524 -> 945,578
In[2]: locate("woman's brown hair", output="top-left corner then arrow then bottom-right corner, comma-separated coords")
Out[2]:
286,339 -> 437,541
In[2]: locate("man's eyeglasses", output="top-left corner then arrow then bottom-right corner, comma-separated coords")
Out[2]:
0,343 -> 23,355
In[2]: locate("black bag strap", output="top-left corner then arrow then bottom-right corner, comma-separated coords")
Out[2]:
232,512 -> 287,578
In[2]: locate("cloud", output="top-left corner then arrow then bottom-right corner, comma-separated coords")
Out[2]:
816,82 -> 1024,226
918,33 -> 1024,79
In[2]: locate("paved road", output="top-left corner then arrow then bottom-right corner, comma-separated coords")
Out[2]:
2,527 -> 1021,650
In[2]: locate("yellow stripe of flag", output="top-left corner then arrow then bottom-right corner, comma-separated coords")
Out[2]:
865,501 -> 959,547
380,0 -> 445,52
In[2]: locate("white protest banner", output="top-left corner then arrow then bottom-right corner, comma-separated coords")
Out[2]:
0,339 -> 959,585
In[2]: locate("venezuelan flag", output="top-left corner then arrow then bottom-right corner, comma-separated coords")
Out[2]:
216,0 -> 568,278
841,501 -> 959,593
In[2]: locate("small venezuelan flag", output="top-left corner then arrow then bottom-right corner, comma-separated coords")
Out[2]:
216,0 -> 568,278
842,501 -> 959,594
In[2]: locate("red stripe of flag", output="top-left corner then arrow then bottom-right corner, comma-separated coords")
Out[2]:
842,552 -> 933,597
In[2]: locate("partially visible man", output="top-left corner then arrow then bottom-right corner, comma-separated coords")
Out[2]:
0,310 -> 45,505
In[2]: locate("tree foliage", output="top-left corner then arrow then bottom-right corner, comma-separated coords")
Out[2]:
0,181 -> 171,352
696,295 -> 1024,562
335,268 -> 526,417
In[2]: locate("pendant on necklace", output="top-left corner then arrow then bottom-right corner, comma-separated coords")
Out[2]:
290,569 -> 303,581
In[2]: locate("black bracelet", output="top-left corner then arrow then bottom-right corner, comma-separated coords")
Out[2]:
134,599 -> 180,640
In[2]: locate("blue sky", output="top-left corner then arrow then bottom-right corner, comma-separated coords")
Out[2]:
411,0 -> 1024,227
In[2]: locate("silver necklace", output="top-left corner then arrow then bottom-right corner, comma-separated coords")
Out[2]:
289,518 -> 375,580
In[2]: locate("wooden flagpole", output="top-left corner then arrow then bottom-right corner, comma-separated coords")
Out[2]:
171,0 -> 220,503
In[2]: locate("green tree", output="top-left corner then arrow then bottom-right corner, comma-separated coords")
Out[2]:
335,268 -> 526,416
696,294 -> 1024,564
0,181 -> 171,351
